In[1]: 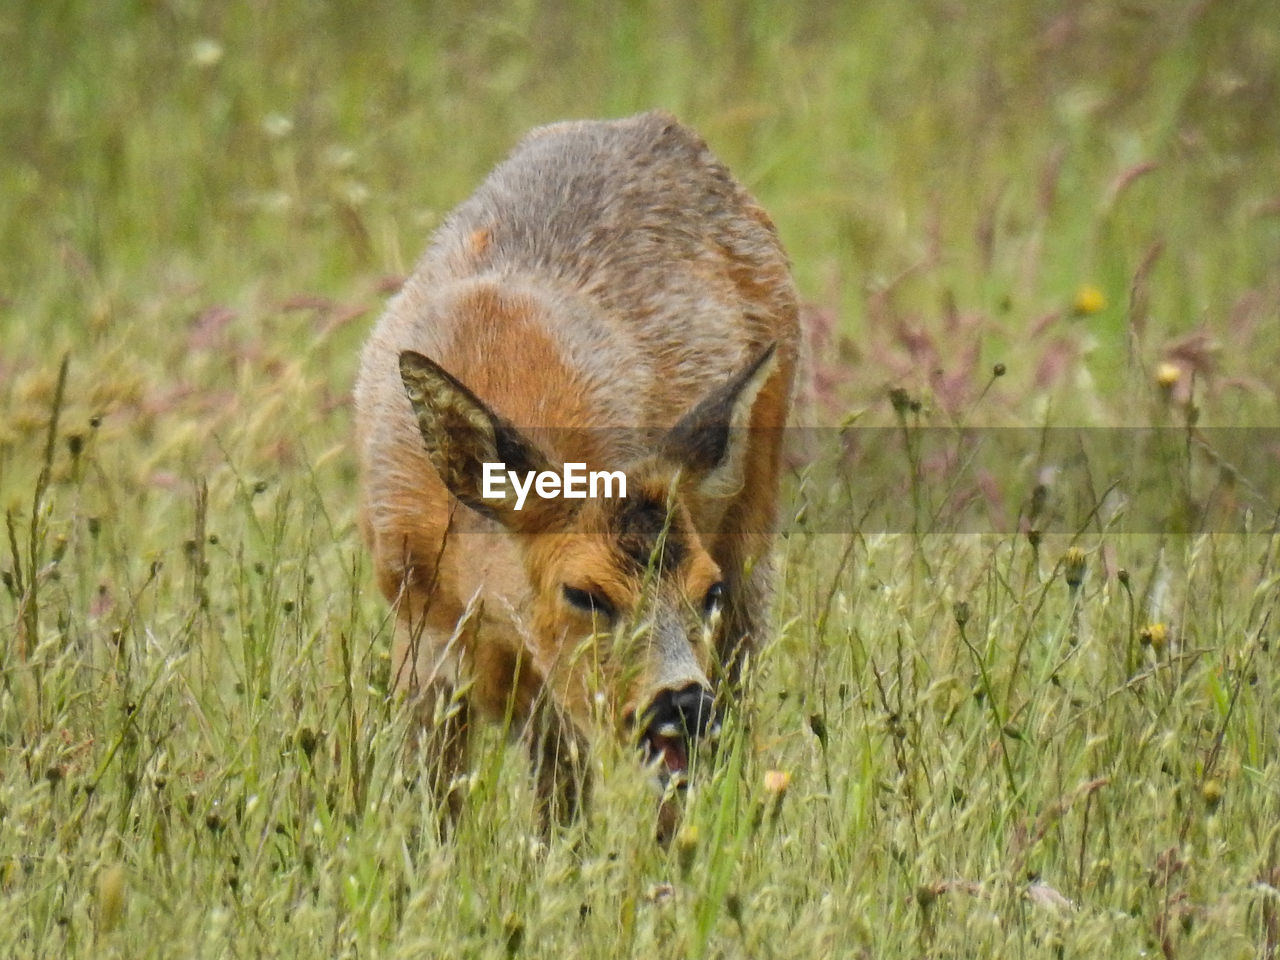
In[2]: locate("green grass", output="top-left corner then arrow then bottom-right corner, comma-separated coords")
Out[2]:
3,1 -> 1280,956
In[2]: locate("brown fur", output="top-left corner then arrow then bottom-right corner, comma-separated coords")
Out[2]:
353,111 -> 799,830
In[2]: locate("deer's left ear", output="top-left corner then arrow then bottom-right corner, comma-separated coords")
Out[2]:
399,350 -> 568,532
659,342 -> 778,500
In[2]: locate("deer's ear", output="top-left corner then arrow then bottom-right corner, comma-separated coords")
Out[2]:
659,343 -> 778,500
399,350 -> 566,531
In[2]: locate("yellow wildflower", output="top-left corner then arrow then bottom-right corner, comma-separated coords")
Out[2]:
763,770 -> 792,795
1073,284 -> 1106,316
1063,547 -> 1086,589
1139,623 -> 1168,652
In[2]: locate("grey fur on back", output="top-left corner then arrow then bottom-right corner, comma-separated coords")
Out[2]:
373,111 -> 797,431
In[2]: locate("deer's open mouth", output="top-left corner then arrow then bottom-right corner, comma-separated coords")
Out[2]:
632,683 -> 719,782
643,722 -> 691,776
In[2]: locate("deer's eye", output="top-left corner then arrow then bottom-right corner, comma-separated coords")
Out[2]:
562,585 -> 615,622
702,581 -> 725,619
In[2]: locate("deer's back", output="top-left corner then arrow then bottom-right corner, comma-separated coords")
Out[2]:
363,112 -> 795,428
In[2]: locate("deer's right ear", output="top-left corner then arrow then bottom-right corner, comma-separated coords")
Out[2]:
659,342 -> 778,500
399,350 -> 563,531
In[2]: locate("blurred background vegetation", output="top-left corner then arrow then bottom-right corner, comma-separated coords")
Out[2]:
3,2 -> 1280,956
3,2 -> 1279,446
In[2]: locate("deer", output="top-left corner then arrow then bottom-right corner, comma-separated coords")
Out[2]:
353,111 -> 799,834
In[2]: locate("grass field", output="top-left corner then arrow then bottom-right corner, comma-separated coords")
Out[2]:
4,1 -> 1280,956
